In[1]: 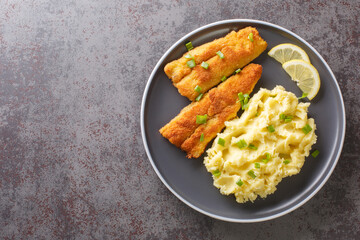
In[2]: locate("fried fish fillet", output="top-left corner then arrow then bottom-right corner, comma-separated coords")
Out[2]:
164,27 -> 267,101
160,63 -> 262,158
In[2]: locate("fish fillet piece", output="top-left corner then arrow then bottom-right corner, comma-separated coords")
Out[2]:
160,63 -> 262,158
164,27 -> 267,101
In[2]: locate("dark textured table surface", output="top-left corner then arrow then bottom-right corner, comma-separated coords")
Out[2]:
0,1 -> 359,239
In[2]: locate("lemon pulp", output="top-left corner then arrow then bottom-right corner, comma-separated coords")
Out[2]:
282,60 -> 321,100
268,43 -> 310,64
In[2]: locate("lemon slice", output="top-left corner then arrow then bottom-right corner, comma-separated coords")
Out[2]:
282,60 -> 321,100
268,43 -> 310,64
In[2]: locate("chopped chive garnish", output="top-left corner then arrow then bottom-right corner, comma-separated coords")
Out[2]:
248,170 -> 256,179
212,169 -> 221,177
218,138 -> 225,146
267,125 -> 275,133
302,124 -> 312,134
236,179 -> 244,187
185,41 -> 194,51
248,33 -> 254,42
243,94 -> 249,99
200,133 -> 204,142
238,92 -> 244,101
216,51 -> 224,59
185,54 -> 193,59
242,103 -> 249,110
298,92 -> 308,99
266,153 -> 271,159
255,112 -> 259,117
235,68 -> 241,74
285,118 -> 292,123
236,139 -> 247,149
311,149 -> 320,158
196,114 -> 207,124
194,85 -> 202,93
201,61 -> 209,69
270,95 -> 276,98
262,159 -> 269,163
195,93 -> 203,101
255,163 -> 261,168
283,160 -> 290,164
248,143 -> 258,150
221,76 -> 227,81
187,59 -> 196,68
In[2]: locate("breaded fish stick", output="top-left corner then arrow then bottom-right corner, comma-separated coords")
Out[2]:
160,63 -> 262,158
164,27 -> 267,101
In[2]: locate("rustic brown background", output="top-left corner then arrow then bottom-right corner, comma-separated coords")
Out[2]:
0,0 -> 359,239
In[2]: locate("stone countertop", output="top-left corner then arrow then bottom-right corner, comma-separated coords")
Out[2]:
0,1 -> 359,239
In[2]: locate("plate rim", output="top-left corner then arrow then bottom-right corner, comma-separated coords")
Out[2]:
140,19 -> 346,223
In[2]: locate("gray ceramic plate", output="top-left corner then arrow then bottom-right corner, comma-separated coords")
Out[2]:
140,19 -> 345,222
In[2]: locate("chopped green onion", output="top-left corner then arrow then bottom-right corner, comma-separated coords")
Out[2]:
280,113 -> 293,122
196,114 -> 207,124
216,51 -> 224,59
248,170 -> 256,179
201,61 -> 209,69
267,125 -> 275,133
280,114 -> 292,119
218,138 -> 225,146
200,133 -> 204,142
242,103 -> 249,110
238,92 -> 250,110
243,97 -> 249,105
221,76 -> 227,81
212,169 -> 221,177
248,33 -> 254,42
255,112 -> 259,117
236,179 -> 244,187
262,153 -> 271,163
270,95 -> 276,98
248,143 -> 258,150
283,160 -> 290,164
187,59 -> 196,68
236,139 -> 247,149
235,68 -> 241,74
302,124 -> 312,134
255,163 -> 261,168
311,149 -> 320,158
298,92 -> 308,99
185,54 -> 193,59
195,93 -> 203,101
185,41 -> 194,51
194,85 -> 202,93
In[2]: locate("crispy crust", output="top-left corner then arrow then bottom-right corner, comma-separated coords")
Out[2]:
159,63 -> 263,158
164,27 -> 267,101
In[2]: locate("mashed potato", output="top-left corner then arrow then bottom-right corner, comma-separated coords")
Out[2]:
204,86 -> 317,203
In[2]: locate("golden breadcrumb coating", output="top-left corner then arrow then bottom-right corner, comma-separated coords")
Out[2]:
160,63 -> 262,158
164,27 -> 267,101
